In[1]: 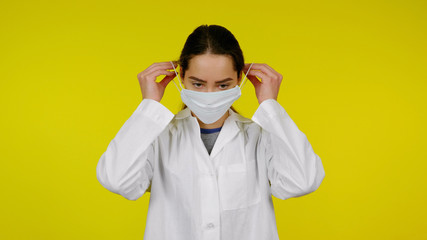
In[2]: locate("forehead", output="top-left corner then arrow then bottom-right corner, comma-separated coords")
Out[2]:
186,54 -> 237,81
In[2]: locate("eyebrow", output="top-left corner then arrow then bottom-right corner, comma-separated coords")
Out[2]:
188,76 -> 233,84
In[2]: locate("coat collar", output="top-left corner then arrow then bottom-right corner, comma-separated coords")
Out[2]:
170,107 -> 253,158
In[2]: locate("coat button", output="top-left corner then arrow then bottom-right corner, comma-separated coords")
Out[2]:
207,223 -> 215,229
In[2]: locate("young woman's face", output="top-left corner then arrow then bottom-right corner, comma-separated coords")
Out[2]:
180,53 -> 241,92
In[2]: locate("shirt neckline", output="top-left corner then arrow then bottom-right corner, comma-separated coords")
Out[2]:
200,127 -> 222,134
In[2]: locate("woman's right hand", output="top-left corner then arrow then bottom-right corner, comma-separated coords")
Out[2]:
137,61 -> 178,102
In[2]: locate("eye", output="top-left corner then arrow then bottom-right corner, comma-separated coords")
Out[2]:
219,84 -> 229,90
192,82 -> 203,88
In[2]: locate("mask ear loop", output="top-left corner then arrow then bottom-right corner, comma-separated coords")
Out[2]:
170,61 -> 183,93
239,62 -> 254,90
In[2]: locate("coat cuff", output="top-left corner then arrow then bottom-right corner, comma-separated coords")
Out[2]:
251,99 -> 290,127
135,99 -> 175,128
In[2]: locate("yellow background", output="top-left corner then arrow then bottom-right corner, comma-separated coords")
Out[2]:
1,0 -> 426,239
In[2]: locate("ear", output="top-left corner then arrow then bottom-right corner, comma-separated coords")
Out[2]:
179,67 -> 184,83
237,71 -> 243,85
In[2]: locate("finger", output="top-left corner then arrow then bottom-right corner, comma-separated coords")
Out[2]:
147,69 -> 176,81
137,62 -> 177,79
247,69 -> 269,82
146,64 -> 179,77
155,61 -> 179,68
144,62 -> 170,72
159,74 -> 176,88
242,63 -> 257,77
145,61 -> 179,73
247,75 -> 261,88
245,63 -> 276,78
262,63 -> 275,72
148,62 -> 179,73
262,64 -> 282,79
243,63 -> 254,71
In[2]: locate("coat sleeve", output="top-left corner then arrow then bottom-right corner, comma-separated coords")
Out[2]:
251,99 -> 325,200
96,99 -> 175,200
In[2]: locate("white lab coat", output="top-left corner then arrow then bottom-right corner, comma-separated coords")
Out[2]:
96,98 -> 325,240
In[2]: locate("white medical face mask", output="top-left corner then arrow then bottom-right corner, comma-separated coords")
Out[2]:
170,61 -> 254,124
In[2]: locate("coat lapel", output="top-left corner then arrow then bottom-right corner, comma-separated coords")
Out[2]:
209,113 -> 240,158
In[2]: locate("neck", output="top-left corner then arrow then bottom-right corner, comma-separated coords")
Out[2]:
192,111 -> 230,129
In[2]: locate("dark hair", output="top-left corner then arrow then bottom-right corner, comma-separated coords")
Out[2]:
176,24 -> 244,113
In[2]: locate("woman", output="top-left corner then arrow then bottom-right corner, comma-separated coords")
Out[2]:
96,24 -> 325,240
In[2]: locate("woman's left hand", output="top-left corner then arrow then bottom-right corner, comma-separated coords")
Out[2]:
242,63 -> 283,104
